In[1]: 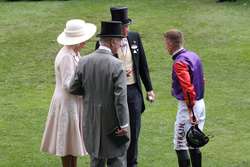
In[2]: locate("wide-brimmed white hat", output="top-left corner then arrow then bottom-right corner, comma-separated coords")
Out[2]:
57,19 -> 97,45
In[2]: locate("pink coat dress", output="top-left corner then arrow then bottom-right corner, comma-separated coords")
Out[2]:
40,46 -> 88,156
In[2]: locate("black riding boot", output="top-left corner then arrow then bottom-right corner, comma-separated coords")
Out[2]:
189,149 -> 202,167
176,150 -> 190,167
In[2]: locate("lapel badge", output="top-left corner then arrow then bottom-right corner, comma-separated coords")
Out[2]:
133,50 -> 137,54
133,41 -> 136,44
131,44 -> 138,50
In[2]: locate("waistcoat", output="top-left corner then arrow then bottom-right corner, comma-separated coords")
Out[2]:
117,43 -> 137,85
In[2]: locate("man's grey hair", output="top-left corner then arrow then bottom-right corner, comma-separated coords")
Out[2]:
99,37 -> 121,47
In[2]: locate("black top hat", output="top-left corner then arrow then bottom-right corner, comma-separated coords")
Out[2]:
96,21 -> 125,38
110,6 -> 133,25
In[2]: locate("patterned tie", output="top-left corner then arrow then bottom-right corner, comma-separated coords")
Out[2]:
120,38 -> 127,56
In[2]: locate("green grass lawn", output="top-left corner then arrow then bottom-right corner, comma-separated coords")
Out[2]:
0,0 -> 250,166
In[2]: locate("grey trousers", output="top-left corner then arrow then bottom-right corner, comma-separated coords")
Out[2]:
90,153 -> 127,167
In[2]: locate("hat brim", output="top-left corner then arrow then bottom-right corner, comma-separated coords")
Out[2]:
122,19 -> 132,25
57,23 -> 97,45
96,34 -> 125,38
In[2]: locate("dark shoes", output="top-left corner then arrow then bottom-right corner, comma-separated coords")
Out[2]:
217,0 -> 236,2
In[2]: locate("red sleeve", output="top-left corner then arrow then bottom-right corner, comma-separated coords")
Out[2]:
174,62 -> 196,108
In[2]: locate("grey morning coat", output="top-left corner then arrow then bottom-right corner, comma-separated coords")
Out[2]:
68,48 -> 130,159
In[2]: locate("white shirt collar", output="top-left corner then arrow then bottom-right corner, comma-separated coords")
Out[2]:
99,45 -> 111,53
173,47 -> 184,56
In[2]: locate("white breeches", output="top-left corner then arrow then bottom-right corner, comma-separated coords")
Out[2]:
174,99 -> 206,150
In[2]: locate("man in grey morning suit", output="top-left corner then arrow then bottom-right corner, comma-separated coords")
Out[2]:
69,21 -> 130,167
96,6 -> 155,167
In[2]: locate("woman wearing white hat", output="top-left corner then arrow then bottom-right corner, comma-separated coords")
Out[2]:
41,19 -> 96,167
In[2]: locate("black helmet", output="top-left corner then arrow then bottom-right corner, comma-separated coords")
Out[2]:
186,125 -> 211,147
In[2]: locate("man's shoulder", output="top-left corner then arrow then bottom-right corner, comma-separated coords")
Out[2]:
78,50 -> 99,62
128,31 -> 139,37
86,49 -> 122,62
175,51 -> 201,65
127,31 -> 141,45
85,49 -> 111,57
181,50 -> 200,59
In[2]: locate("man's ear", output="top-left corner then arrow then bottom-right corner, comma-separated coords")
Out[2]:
110,38 -> 115,47
169,41 -> 174,48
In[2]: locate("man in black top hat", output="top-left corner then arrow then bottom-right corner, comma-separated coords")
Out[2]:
96,6 -> 155,167
69,21 -> 130,167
